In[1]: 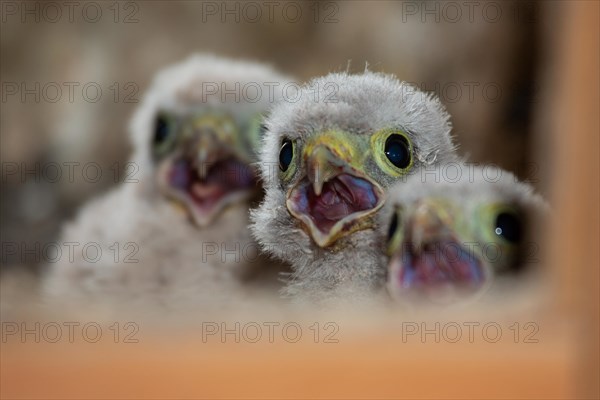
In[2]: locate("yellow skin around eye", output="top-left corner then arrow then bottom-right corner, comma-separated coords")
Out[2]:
386,207 -> 405,257
476,204 -> 521,246
472,203 -> 521,271
370,128 -> 414,177
279,139 -> 298,182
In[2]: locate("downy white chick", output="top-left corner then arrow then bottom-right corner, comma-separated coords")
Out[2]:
44,54 -> 292,316
379,164 -> 548,307
251,71 -> 458,304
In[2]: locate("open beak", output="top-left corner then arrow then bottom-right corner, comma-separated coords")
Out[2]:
387,200 -> 489,304
157,119 -> 257,227
286,138 -> 385,248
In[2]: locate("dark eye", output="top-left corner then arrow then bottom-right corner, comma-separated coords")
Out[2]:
279,139 -> 294,171
495,212 -> 522,243
384,134 -> 411,169
387,211 -> 399,243
154,115 -> 170,145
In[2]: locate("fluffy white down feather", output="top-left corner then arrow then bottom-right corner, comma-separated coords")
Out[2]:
377,164 -> 551,311
43,54 -> 293,319
251,71 -> 458,304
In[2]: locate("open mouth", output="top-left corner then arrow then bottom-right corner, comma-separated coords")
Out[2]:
287,173 -> 384,247
161,156 -> 256,226
388,239 -> 487,303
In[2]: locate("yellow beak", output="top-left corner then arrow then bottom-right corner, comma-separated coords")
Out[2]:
286,131 -> 384,248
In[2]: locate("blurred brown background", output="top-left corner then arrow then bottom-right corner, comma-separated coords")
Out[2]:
1,0 -> 557,271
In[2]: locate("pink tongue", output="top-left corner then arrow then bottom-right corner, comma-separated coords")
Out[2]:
414,252 -> 448,284
321,202 -> 351,220
315,182 -> 352,221
412,247 -> 475,285
191,183 -> 220,198
313,180 -> 354,220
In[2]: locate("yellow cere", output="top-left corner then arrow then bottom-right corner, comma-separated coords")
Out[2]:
302,130 -> 364,170
184,114 -> 239,147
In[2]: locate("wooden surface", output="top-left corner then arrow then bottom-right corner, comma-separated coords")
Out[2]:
0,327 -> 575,399
548,1 -> 599,398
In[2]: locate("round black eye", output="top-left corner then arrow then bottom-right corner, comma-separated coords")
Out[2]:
279,139 -> 294,172
384,134 -> 411,169
387,211 -> 399,243
495,212 -> 522,243
154,115 -> 170,145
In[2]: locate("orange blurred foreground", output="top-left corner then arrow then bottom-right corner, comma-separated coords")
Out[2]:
0,326 -> 574,399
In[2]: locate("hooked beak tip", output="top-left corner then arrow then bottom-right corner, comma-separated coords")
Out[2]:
306,145 -> 340,196
311,168 -> 325,196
